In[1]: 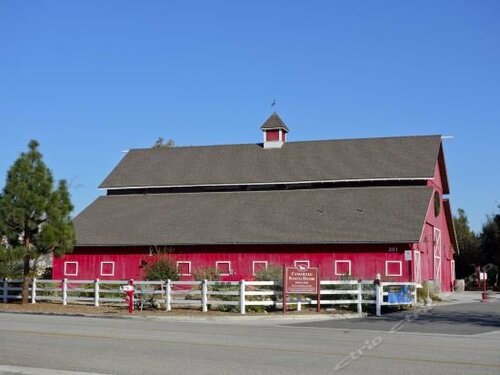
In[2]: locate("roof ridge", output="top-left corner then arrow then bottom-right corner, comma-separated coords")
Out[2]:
126,134 -> 442,152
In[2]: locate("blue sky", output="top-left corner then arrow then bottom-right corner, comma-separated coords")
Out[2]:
0,1 -> 498,232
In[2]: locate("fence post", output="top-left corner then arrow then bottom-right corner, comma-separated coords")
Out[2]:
357,281 -> 362,315
201,279 -> 208,312
62,278 -> 68,306
240,279 -> 246,315
165,279 -> 171,311
31,278 -> 37,304
375,282 -> 382,317
94,278 -> 100,307
3,278 -> 8,303
412,283 -> 418,305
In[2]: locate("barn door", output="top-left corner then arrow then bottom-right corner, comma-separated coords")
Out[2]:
414,251 -> 422,284
433,227 -> 442,290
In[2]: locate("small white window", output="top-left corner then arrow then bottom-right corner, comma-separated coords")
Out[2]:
385,261 -> 402,277
64,262 -> 78,276
334,260 -> 351,276
252,261 -> 268,276
100,262 -> 115,276
176,261 -> 191,276
216,261 -> 232,275
294,260 -> 310,268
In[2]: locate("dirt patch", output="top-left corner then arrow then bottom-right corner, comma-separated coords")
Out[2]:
0,301 -> 346,317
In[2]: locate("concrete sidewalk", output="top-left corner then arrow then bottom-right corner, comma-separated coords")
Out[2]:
437,290 -> 499,305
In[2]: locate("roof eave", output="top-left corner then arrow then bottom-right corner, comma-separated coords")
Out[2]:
443,199 -> 459,255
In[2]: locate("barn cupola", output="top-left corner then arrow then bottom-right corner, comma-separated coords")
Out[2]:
260,112 -> 289,149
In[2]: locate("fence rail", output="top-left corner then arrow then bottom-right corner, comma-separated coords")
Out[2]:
1,278 -> 419,316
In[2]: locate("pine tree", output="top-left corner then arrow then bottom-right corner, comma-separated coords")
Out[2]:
0,140 -> 75,303
453,209 -> 480,279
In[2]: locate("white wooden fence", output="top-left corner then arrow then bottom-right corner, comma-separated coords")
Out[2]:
1,278 -> 419,316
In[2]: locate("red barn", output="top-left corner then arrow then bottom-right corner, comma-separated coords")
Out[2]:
54,113 -> 458,291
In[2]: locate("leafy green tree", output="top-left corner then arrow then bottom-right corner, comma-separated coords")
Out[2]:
480,210 -> 500,286
453,209 -> 480,280
0,140 -> 75,303
152,137 -> 175,148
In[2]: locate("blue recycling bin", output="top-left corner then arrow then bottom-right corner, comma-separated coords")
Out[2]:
388,285 -> 412,303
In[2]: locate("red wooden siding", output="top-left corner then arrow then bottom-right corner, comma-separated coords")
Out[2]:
54,243 -> 416,284
265,130 -> 280,141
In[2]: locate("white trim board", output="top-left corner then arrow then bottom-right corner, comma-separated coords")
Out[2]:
215,261 -> 232,275
334,260 -> 352,275
100,261 -> 115,276
64,261 -> 78,276
176,261 -> 192,276
252,261 -> 268,276
385,261 -> 402,277
102,177 -> 431,190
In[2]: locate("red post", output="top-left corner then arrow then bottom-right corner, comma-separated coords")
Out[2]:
317,267 -> 321,313
128,279 -> 134,314
282,264 -> 287,314
482,275 -> 488,302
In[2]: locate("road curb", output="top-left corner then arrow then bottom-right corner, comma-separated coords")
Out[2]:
0,309 -> 364,322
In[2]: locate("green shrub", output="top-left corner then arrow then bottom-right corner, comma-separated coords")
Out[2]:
210,281 -> 240,313
193,266 -> 221,281
254,264 -> 283,282
249,264 -> 283,313
144,256 -> 179,281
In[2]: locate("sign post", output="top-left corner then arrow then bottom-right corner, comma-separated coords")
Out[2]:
405,250 -> 412,282
283,265 -> 287,314
283,264 -> 320,313
480,272 -> 488,302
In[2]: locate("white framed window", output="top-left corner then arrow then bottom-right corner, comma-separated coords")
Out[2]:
216,261 -> 232,275
294,260 -> 310,268
252,261 -> 268,276
176,261 -> 191,276
334,260 -> 351,276
100,262 -> 115,276
64,261 -> 78,276
385,261 -> 402,277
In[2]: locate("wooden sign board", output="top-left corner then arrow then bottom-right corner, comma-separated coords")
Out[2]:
285,266 -> 319,294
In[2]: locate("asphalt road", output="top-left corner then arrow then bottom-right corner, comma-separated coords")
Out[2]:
292,301 -> 500,335
0,303 -> 499,375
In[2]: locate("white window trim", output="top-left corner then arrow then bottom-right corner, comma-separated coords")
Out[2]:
64,261 -> 78,276
252,261 -> 268,276
294,260 -> 310,268
176,261 -> 192,276
334,260 -> 352,276
385,261 -> 403,277
100,261 -> 115,276
216,261 -> 232,275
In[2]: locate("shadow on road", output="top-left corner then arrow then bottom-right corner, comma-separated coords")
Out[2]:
288,301 -> 500,335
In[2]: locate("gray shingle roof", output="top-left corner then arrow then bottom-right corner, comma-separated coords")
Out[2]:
74,186 -> 433,246
260,112 -> 290,131
100,135 -> 442,188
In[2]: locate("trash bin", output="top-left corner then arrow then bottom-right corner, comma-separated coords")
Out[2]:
453,279 -> 465,292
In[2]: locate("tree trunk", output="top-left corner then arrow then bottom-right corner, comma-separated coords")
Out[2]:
22,255 -> 31,304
